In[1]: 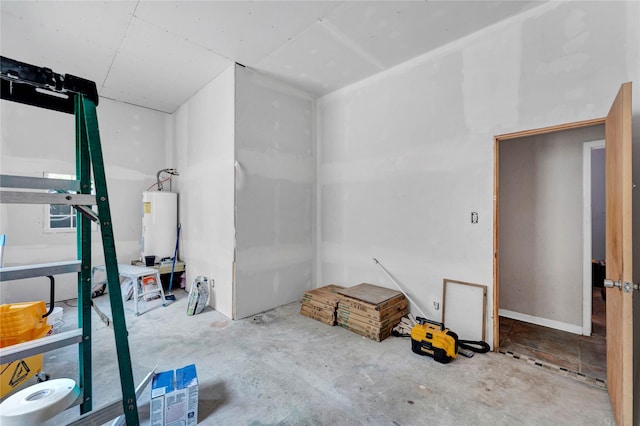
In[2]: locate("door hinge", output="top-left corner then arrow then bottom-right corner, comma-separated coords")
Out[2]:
604,279 -> 639,293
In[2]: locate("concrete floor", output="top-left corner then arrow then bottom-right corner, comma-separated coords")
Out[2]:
33,289 -> 614,425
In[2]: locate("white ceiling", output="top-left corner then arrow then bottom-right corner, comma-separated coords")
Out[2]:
1,1 -> 543,113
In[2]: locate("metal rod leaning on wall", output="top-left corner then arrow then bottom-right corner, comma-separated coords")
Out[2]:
372,258 -> 427,318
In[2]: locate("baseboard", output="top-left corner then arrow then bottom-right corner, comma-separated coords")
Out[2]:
498,309 -> 583,335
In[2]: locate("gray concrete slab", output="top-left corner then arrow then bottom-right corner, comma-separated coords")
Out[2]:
37,290 -> 613,425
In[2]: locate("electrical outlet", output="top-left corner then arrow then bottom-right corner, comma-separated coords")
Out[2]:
471,212 -> 478,224
433,301 -> 440,310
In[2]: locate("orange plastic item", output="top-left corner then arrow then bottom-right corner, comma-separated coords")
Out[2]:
0,301 -> 52,347
0,301 -> 50,397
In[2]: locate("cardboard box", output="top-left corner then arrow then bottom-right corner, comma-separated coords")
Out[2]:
334,283 -> 407,342
151,364 -> 198,426
177,364 -> 199,426
336,307 -> 407,329
337,299 -> 408,322
300,304 -> 335,325
150,371 -> 172,426
302,297 -> 338,313
302,284 -> 345,307
299,284 -> 346,326
337,283 -> 404,312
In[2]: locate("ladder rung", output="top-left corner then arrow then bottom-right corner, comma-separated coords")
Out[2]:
66,367 -> 156,426
0,260 -> 81,281
0,190 -> 96,206
66,396 -> 123,426
0,329 -> 83,364
0,174 -> 81,192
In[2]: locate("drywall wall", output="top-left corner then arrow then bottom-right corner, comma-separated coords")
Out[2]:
234,65 -> 315,319
0,97 -> 168,303
591,148 -> 606,261
171,66 -> 236,319
498,126 -> 603,328
317,1 -> 639,347
170,64 -> 314,320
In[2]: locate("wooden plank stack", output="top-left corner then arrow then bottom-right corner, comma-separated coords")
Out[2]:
336,283 -> 407,342
299,284 -> 345,325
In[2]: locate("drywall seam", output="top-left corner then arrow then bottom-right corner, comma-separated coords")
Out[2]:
310,95 -> 319,290
240,64 -> 315,100
97,95 -> 173,114
315,95 -> 323,289
164,114 -> 174,167
317,18 -> 386,70
233,65 -> 239,319
319,0 -> 561,103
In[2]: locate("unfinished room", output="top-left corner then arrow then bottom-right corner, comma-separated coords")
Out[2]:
0,1 -> 638,425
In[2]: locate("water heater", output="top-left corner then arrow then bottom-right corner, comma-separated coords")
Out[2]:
141,191 -> 177,260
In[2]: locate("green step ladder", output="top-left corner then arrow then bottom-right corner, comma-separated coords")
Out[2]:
0,56 -> 143,425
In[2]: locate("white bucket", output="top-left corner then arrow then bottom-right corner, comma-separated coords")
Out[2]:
46,307 -> 64,334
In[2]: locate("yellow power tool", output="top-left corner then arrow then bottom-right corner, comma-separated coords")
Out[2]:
410,317 -> 459,363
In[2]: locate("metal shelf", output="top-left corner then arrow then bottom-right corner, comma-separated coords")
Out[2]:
0,190 -> 95,205
0,260 -> 81,282
0,329 -> 83,365
0,174 -> 81,191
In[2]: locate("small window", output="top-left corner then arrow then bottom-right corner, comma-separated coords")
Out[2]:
44,173 -> 96,233
49,202 -> 77,229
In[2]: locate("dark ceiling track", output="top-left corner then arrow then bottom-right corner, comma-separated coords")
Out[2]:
0,56 -> 99,114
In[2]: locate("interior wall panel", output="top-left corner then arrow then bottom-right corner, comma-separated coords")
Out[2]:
317,1 -> 639,346
234,65 -> 315,319
172,66 -> 236,318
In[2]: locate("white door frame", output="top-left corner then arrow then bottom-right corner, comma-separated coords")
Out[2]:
582,139 -> 605,336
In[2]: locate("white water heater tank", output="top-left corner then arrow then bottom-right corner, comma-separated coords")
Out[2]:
141,191 -> 178,260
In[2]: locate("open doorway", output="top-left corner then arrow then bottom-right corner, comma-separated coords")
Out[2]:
493,83 -> 633,424
495,123 -> 607,384
586,144 -> 606,341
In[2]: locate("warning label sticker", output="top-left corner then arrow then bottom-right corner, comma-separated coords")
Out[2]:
1,355 -> 43,397
9,360 -> 31,387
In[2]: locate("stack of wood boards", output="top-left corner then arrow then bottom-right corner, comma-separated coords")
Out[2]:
300,284 -> 345,325
336,283 -> 407,342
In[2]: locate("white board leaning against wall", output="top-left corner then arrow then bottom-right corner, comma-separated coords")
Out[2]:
442,279 -> 487,342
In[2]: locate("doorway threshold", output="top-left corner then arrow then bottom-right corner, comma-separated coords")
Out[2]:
497,349 -> 607,390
